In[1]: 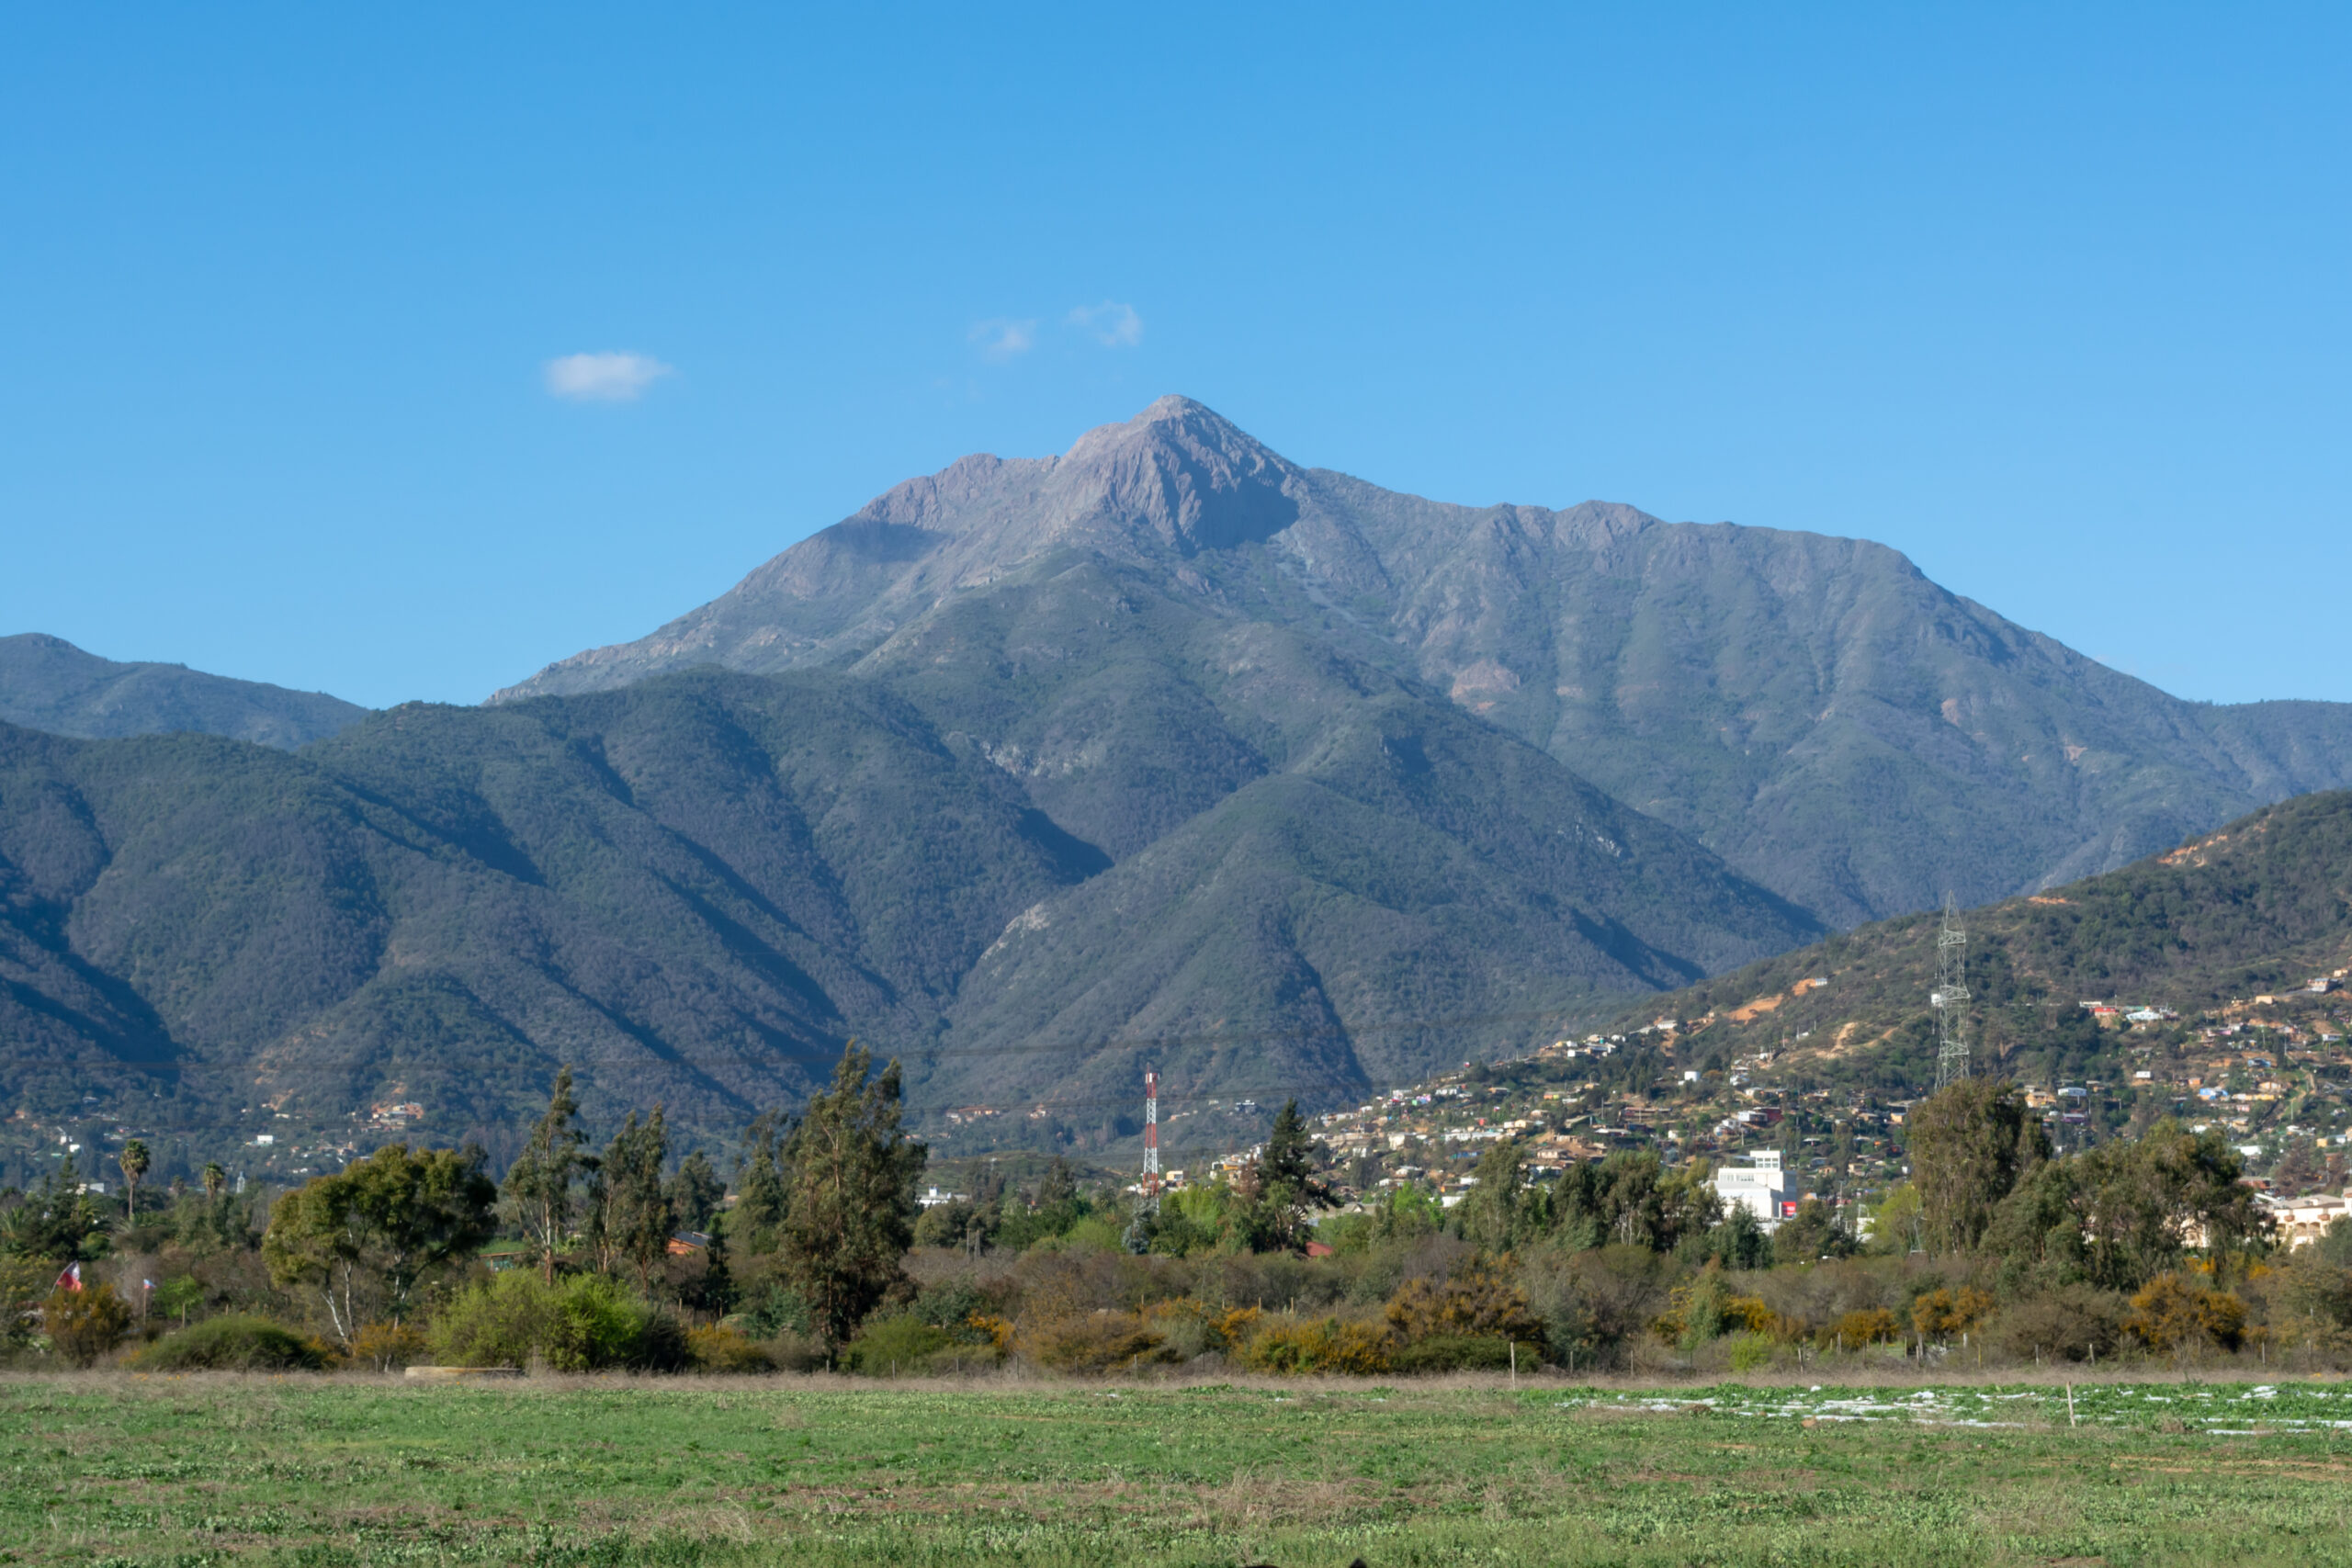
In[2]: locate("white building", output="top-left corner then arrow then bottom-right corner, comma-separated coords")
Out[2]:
2260,1189 -> 2350,1249
1713,1149 -> 1788,1230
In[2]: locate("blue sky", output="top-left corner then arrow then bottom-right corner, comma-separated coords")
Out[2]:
5,6 -> 2346,708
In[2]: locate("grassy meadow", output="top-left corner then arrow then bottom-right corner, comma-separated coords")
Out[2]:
6,1371 -> 2352,1567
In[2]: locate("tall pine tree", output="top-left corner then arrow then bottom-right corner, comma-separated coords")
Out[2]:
734,1111 -> 791,1256
668,1149 -> 724,1234
778,1043 -> 926,1361
592,1106 -> 673,1291
1251,1099 -> 1331,1252
503,1066 -> 587,1283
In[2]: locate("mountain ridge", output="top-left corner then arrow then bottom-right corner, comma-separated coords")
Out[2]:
493,397 -> 2352,928
0,651 -> 1815,1175
0,633 -> 369,750
1611,788 -> 2352,1094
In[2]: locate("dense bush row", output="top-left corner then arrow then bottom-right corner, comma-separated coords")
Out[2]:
8,1064 -> 2352,1379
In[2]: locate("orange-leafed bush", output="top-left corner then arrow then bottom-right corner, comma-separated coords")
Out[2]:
1138,1297 -> 1262,1357
1910,1287 -> 1995,1340
352,1319 -> 429,1371
1238,1316 -> 1393,1375
45,1284 -> 132,1368
1385,1259 -> 1544,1349
1826,1308 -> 1900,1348
2125,1273 -> 2246,1353
1020,1308 -> 1174,1373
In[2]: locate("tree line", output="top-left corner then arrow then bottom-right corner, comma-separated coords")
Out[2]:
6,1053 -> 2351,1377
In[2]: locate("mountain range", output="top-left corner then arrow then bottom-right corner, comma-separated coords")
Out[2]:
499,397 -> 2352,929
0,662 -> 1806,1168
0,633 -> 368,750
6,395 -> 2352,1165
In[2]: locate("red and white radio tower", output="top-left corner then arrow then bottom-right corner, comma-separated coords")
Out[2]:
1142,1066 -> 1161,1206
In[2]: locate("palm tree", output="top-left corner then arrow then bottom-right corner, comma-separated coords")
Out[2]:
202,1162 -> 227,1202
119,1140 -> 151,1222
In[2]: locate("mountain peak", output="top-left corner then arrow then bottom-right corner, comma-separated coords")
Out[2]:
1054,395 -> 1304,555
1137,391 -> 1218,423
1062,394 -> 1263,458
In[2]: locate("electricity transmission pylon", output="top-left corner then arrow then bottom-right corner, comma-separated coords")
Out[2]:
1931,893 -> 1970,1089
1142,1066 -> 1161,1208
1124,1066 -> 1161,1255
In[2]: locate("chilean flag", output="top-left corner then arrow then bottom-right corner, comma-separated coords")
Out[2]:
53,1263 -> 82,1292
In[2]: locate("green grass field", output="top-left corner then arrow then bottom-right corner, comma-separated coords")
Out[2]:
7,1373 -> 2352,1566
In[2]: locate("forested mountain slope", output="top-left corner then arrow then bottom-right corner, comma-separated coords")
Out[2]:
1616,789 -> 2352,1090
0,653 -> 1812,1165
0,633 -> 368,749
0,678 -> 1059,1152
499,398 -> 2352,926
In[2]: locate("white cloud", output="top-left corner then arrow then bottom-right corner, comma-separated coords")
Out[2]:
969,318 -> 1038,363
543,351 -> 674,402
1067,300 -> 1143,348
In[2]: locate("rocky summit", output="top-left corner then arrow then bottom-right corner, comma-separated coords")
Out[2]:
502,396 -> 2352,929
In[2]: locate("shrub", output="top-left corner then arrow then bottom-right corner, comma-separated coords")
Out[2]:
45,1284 -> 133,1368
557,1277 -> 683,1372
1989,1285 -> 2126,1363
1656,1270 -> 1778,1349
2125,1273 -> 2247,1354
2273,1262 -> 2352,1333
1133,1297 -> 1259,1361
735,1281 -> 811,1338
687,1325 -> 775,1373
1021,1308 -> 1173,1372
134,1314 -> 326,1371
846,1314 -> 956,1374
1826,1308 -> 1900,1349
429,1270 -> 680,1371
352,1319 -> 429,1371
763,1329 -> 826,1372
910,1279 -> 983,1326
1387,1334 -> 1510,1374
1518,1244 -> 1672,1368
1911,1286 -> 1996,1341
1240,1316 -> 1394,1375
1385,1258 -> 1545,1350
1059,1216 -> 1127,1253
1725,1331 -> 1777,1372
0,1258 -> 52,1347
151,1275 -> 207,1328
431,1269 -> 555,1368
1207,1304 -> 1261,1352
